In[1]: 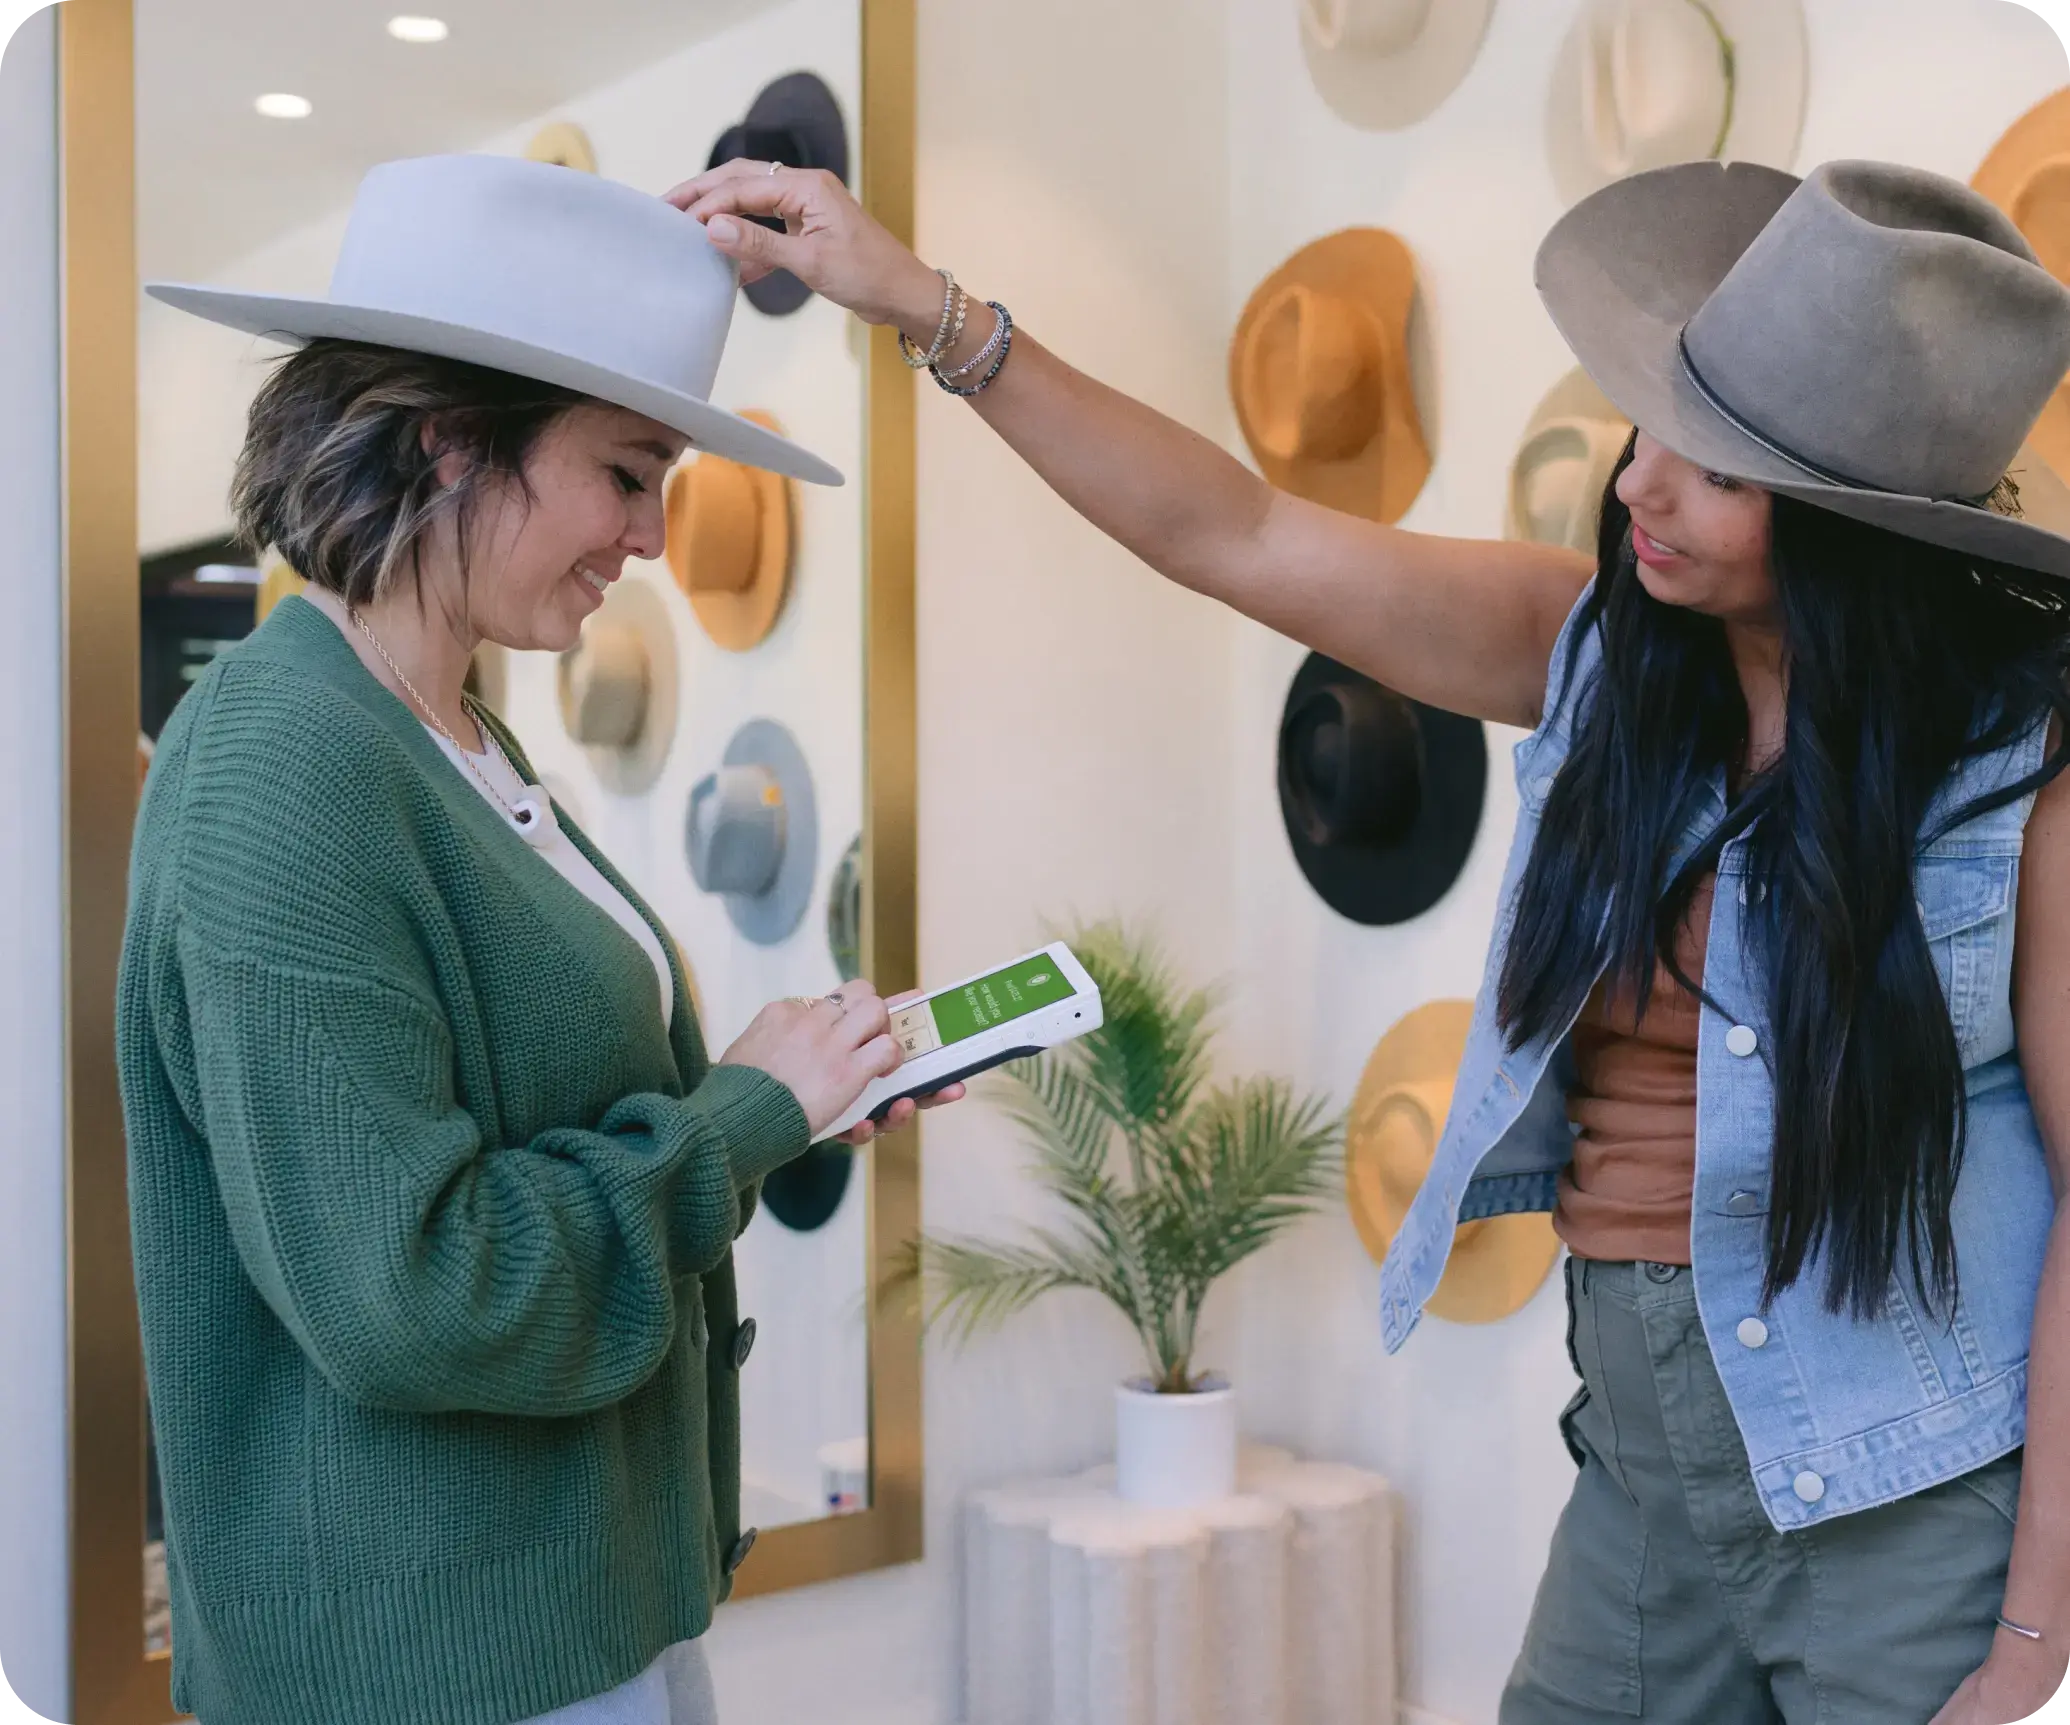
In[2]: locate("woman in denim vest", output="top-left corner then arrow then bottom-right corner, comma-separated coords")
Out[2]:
674,157 -> 2070,1722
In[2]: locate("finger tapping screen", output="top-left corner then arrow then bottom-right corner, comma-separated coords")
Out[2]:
888,954 -> 1078,1060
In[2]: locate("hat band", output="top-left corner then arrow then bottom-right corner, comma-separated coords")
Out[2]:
1676,329 -> 1997,508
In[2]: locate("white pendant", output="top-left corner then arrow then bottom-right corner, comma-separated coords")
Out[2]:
510,791 -> 555,846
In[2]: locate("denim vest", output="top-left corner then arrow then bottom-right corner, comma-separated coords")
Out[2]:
1378,586 -> 2057,1530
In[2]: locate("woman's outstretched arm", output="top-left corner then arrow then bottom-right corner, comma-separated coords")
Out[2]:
669,162 -> 1591,732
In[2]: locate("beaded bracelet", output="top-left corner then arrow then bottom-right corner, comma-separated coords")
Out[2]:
898,268 -> 962,370
936,297 -> 1009,383
933,302 -> 1014,397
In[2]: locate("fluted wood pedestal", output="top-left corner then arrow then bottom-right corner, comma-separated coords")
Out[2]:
963,1445 -> 1397,1725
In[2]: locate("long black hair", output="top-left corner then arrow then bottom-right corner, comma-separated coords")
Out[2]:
1497,444 -> 2070,1318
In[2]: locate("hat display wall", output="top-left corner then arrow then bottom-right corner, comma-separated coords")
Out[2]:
524,121 -> 597,175
1279,652 -> 1485,926
666,408 -> 796,651
1547,0 -> 1808,209
706,72 -> 850,317
145,153 -> 842,486
1504,368 -> 1634,553
555,574 -> 679,794
1298,0 -> 1496,133
1537,159 -> 2070,579
1973,87 -> 2070,486
1347,1000 -> 1562,1324
1231,230 -> 1431,526
687,717 -> 818,945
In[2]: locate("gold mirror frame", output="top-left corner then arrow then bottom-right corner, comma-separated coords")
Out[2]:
62,1 -> 919,1716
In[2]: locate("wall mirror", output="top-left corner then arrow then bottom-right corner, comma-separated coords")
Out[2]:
63,0 -> 918,1716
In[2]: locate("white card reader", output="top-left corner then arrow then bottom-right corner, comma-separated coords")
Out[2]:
820,941 -> 1103,1141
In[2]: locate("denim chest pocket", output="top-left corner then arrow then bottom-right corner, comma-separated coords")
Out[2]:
1914,855 -> 2016,1064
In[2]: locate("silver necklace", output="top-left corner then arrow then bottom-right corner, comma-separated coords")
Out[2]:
348,607 -> 553,845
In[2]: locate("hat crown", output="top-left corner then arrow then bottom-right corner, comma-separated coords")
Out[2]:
327,153 -> 736,410
1243,283 -> 1387,464
1300,0 -> 1431,54
1580,0 -> 1729,178
557,622 -> 651,750
1513,416 -> 1627,552
678,456 -> 765,595
1682,161 -> 2070,500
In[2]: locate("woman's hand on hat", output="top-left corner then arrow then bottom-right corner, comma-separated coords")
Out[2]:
665,161 -> 944,340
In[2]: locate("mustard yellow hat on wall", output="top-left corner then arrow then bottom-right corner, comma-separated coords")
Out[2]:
1230,228 -> 1431,527
1346,1000 -> 1562,1325
1973,86 -> 2070,487
666,408 -> 797,653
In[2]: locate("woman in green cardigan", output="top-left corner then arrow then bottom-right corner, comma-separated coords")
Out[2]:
117,157 -> 952,1725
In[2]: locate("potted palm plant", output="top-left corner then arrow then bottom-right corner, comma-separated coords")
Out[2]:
911,924 -> 1342,1508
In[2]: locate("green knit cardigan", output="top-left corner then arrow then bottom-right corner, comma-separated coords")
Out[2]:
116,595 -> 811,1725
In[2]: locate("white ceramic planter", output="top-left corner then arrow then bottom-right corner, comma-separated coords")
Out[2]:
1114,1375 -> 1237,1507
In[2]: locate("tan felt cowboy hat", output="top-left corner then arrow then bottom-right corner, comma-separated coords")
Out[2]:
666,409 -> 795,652
555,572 -> 679,794
1504,368 -> 1634,554
1973,87 -> 2070,488
1347,1001 -> 1561,1324
1231,229 -> 1431,526
1298,0 -> 1495,133
1548,0 -> 1807,209
1536,158 -> 2070,578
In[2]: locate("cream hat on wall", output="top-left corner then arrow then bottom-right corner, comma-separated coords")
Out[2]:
1299,0 -> 1496,133
1505,368 -> 1634,553
524,121 -> 598,175
1346,1000 -> 1561,1325
1231,229 -> 1432,526
1547,0 -> 1808,209
555,573 -> 679,794
1973,87 -> 2070,486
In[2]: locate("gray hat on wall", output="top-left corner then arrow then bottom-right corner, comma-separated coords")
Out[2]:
145,153 -> 842,486
686,718 -> 818,946
1535,158 -> 2070,576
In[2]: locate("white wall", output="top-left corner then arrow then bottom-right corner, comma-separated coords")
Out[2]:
0,6 -> 69,1721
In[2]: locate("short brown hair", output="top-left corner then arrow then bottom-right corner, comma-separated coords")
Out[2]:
229,339 -> 591,606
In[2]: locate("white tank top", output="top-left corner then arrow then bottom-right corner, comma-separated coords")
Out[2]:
425,719 -> 675,1035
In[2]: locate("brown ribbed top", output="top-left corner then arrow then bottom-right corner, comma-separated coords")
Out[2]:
1553,874 -> 1715,1266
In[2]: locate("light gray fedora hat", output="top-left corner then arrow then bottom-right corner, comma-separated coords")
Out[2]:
145,153 -> 842,487
686,717 -> 818,946
1536,157 -> 2070,577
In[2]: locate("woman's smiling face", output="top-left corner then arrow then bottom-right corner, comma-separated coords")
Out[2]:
1614,430 -> 1779,626
437,402 -> 687,654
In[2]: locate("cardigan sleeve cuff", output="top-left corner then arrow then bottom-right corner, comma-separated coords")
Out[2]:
692,1063 -> 813,1190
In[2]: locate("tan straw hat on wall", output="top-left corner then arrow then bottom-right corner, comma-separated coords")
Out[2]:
666,407 -> 797,652
1231,229 -> 1431,526
1346,1000 -> 1561,1325
1504,367 -> 1634,553
1973,87 -> 2070,486
1298,0 -> 1496,133
1547,0 -> 1808,209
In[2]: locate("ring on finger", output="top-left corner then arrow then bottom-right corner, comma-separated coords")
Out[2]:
767,160 -> 782,176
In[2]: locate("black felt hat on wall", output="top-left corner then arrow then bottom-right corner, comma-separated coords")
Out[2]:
1277,653 -> 1486,926
706,71 -> 850,317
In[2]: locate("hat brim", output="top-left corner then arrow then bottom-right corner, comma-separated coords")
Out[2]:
143,280 -> 845,487
1278,654 -> 1486,927
1971,85 -> 2070,214
1535,160 -> 2070,579
1299,0 -> 1495,132
1546,0 -> 1808,209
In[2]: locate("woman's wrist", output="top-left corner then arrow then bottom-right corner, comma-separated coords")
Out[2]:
887,260 -> 960,342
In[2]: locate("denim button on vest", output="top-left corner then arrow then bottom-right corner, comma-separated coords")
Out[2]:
1378,584 -> 2056,1530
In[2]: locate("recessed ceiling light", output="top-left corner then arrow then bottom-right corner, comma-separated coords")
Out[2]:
387,15 -> 450,43
254,92 -> 313,120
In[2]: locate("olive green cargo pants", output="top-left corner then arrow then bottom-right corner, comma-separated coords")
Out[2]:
1502,1258 -> 2023,1723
